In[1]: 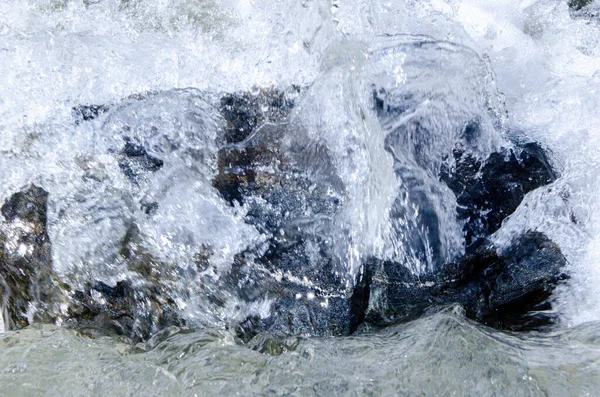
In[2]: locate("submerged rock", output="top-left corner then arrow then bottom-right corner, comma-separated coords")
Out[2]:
72,104 -> 109,123
569,0 -> 594,11
118,140 -> 164,183
213,87 -> 301,204
211,87 -> 567,336
64,222 -> 186,341
213,88 -> 352,337
65,279 -> 184,341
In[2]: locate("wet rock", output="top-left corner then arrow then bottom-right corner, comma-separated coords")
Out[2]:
0,186 -> 183,341
224,249 -> 355,338
361,231 -> 568,331
56,87 -> 567,339
0,186 -> 66,329
213,87 -> 300,204
66,279 -> 184,342
441,141 -> 557,245
72,104 -> 109,123
219,88 -> 297,145
214,88 -> 564,336
484,232 -> 568,329
213,88 -> 357,337
569,0 -> 594,11
80,224 -> 187,341
118,140 -> 164,182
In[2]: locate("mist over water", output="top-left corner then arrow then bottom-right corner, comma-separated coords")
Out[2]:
2,0 -> 600,395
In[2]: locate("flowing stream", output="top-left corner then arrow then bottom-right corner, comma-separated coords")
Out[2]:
1,0 -> 600,395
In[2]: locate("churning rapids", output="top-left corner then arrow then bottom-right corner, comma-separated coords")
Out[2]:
2,0 -> 600,395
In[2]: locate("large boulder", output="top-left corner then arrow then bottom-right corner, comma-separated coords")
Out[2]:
211,88 -> 567,336
1,86 -> 568,341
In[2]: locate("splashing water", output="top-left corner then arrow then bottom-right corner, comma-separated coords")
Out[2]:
2,0 -> 600,394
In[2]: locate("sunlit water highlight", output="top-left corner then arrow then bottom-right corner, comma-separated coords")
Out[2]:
2,0 -> 600,394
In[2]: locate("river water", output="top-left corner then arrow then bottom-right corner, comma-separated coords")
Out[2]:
1,0 -> 600,395
1,311 -> 600,396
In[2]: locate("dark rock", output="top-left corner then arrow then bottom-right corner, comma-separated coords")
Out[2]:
349,265 -> 371,334
214,89 -> 342,278
215,88 -> 565,336
212,88 -> 355,337
569,0 -> 594,11
140,201 -> 159,216
219,87 -> 297,144
252,293 -> 357,337
72,104 -> 109,123
213,88 -> 299,205
0,186 -> 183,341
14,88 -> 566,341
361,231 -> 568,331
0,186 -> 66,329
484,232 -> 568,329
118,140 -> 164,182
224,250 -> 354,338
1,187 -> 48,224
441,141 -> 557,245
66,279 -> 184,342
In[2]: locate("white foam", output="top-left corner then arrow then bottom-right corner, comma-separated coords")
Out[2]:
2,0 -> 600,325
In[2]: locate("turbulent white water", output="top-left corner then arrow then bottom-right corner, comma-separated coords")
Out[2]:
2,0 -> 600,394
2,0 -> 600,327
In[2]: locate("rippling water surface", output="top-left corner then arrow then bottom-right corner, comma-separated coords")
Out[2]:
1,311 -> 600,396
2,0 -> 600,394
